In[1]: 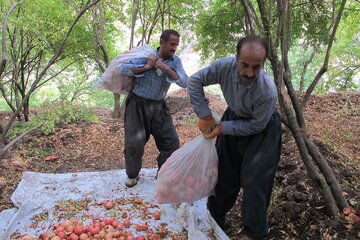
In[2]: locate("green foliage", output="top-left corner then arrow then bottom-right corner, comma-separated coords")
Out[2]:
192,0 -> 359,93
0,100 -> 11,111
321,1 -> 360,92
291,1 -> 333,44
123,0 -> 202,49
8,101 -> 98,138
89,89 -> 119,109
193,0 -> 244,62
287,39 -> 322,91
184,113 -> 198,126
9,0 -> 93,58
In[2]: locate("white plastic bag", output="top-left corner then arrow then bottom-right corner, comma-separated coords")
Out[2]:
94,45 -> 154,93
154,135 -> 218,204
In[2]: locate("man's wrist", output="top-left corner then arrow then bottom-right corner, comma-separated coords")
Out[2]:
143,64 -> 151,71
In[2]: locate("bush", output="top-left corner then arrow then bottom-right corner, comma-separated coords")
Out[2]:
9,101 -> 98,138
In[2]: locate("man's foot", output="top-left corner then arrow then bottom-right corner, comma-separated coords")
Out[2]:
125,176 -> 139,188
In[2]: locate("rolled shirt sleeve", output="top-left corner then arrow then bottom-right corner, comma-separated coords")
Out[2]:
119,58 -> 147,77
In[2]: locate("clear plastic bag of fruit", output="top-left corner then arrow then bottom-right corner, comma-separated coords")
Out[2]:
154,134 -> 218,204
94,45 -> 154,93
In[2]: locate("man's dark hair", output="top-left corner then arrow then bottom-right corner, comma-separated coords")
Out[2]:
236,35 -> 269,60
160,29 -> 180,42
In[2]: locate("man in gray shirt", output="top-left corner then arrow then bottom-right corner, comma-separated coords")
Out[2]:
119,29 -> 188,188
188,35 -> 281,240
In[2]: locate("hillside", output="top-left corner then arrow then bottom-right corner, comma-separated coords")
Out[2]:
0,90 -> 359,239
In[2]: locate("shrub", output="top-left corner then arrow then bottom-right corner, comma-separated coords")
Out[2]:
9,100 -> 98,138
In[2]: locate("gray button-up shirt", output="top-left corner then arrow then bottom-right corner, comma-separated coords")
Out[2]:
188,56 -> 278,136
119,50 -> 188,100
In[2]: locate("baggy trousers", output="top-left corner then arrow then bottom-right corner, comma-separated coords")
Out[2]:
208,108 -> 281,239
124,92 -> 180,179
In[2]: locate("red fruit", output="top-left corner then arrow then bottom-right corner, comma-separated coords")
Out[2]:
133,198 -> 143,204
121,211 -> 128,218
104,218 -> 114,225
105,224 -> 115,233
45,155 -> 58,161
79,233 -> 88,240
66,226 -> 74,234
136,236 -> 145,240
112,220 -> 120,227
135,224 -> 141,231
57,231 -> 66,239
185,176 -> 194,185
146,229 -> 153,238
69,233 -> 79,240
22,235 -> 34,240
99,221 -> 106,228
123,219 -> 131,228
141,224 -> 148,231
89,226 -> 100,235
153,211 -> 161,220
343,207 -> 352,215
62,220 -> 72,229
39,233 -> 48,240
151,233 -> 161,240
54,225 -> 65,233
104,201 -> 114,209
73,225 -> 83,235
104,235 -> 112,240
116,223 -> 124,230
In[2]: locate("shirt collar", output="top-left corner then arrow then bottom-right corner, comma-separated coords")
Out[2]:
155,47 -> 174,62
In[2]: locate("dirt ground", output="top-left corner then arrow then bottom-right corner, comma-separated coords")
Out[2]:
0,89 -> 359,239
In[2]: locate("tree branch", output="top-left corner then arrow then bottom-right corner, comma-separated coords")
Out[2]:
1,1 -> 23,77
302,0 -> 347,106
1,0 -> 100,144
0,126 -> 39,159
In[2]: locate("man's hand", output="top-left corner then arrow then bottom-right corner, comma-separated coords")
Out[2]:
144,54 -> 158,70
154,59 -> 166,70
203,124 -> 222,139
198,115 -> 216,134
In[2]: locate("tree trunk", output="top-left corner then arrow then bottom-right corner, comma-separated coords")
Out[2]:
304,136 -> 349,209
275,57 -> 348,216
113,92 -> 128,119
0,126 -> 39,159
0,124 -> 5,147
256,0 -> 349,216
23,98 -> 30,122
279,92 -> 340,215
113,93 -> 121,119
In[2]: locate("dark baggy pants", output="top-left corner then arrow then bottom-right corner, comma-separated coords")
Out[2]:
208,108 -> 281,239
124,92 -> 180,179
